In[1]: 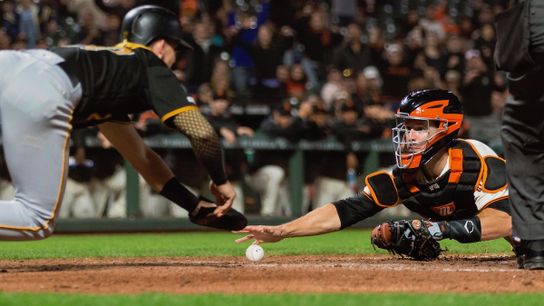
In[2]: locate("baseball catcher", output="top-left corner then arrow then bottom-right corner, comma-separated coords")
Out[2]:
237,89 -> 515,262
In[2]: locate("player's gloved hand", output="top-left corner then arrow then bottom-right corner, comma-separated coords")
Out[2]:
234,225 -> 285,245
371,219 -> 442,260
190,196 -> 247,231
210,181 -> 236,217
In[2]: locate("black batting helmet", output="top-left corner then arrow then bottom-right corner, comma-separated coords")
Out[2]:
121,5 -> 192,49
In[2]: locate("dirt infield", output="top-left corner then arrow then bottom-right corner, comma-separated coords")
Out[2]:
0,255 -> 542,294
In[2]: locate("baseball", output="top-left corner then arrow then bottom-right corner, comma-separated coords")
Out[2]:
245,244 -> 265,262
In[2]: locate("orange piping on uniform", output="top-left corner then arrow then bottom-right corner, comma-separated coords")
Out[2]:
161,105 -> 199,123
0,112 -> 73,232
480,195 -> 509,210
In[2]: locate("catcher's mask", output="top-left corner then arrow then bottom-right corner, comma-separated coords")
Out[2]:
392,89 -> 463,171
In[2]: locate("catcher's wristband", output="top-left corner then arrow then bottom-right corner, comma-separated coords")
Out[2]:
432,217 -> 482,243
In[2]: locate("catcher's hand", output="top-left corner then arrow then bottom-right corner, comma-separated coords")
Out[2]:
234,225 -> 284,245
371,219 -> 442,260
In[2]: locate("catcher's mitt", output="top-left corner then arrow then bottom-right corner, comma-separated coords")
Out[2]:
371,219 -> 442,260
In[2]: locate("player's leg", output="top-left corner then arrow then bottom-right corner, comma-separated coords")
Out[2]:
0,51 -> 80,240
477,207 -> 512,241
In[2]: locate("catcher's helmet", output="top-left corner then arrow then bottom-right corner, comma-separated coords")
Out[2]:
121,5 -> 192,49
392,89 -> 463,171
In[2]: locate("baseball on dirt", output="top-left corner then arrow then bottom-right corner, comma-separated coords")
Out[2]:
245,244 -> 265,262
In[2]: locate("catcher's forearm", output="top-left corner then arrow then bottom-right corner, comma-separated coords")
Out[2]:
278,204 -> 341,238
428,216 -> 482,243
171,110 -> 227,185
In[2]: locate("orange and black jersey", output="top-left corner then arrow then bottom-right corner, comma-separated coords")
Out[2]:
50,42 -> 196,128
333,139 -> 509,228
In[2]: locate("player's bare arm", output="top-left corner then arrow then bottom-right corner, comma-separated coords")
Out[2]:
235,203 -> 341,244
478,207 -> 512,240
98,121 -> 174,191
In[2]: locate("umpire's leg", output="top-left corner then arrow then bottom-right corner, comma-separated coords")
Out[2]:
502,67 -> 544,241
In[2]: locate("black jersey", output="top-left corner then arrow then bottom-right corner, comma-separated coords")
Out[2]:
50,42 -> 196,128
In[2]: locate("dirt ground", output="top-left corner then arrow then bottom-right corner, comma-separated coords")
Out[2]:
0,255 -> 542,294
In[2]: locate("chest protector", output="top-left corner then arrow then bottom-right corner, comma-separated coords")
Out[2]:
365,139 -> 505,221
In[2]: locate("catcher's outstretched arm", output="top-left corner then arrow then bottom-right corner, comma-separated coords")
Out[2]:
235,203 -> 342,244
170,110 -> 227,185
235,194 -> 384,244
278,204 -> 342,237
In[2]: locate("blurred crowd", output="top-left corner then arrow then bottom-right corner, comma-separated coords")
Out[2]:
0,0 -> 510,218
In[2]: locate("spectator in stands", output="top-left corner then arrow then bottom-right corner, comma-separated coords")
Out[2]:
380,43 -> 411,104
459,49 -> 497,143
196,83 -> 214,106
225,0 -> 270,100
18,0 -> 40,48
419,3 -> 446,41
332,23 -> 371,78
473,23 -> 495,68
330,0 -> 357,27
300,96 -> 331,141
320,66 -> 344,110
422,65 -> 446,89
362,66 -> 385,108
2,0 -> 19,43
294,6 -> 342,91
76,6 -> 103,45
185,19 -> 225,91
444,69 -> 462,98
285,63 -> 308,102
210,58 -> 233,98
366,24 -> 385,65
444,34 -> 466,73
43,18 -> 63,47
0,29 -> 10,50
248,23 -> 293,102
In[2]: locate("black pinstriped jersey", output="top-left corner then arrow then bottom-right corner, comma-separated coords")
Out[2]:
50,42 -> 196,128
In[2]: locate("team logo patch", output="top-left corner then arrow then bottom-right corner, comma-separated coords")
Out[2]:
431,202 -> 456,216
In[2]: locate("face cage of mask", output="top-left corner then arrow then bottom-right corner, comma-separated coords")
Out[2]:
392,114 -> 448,169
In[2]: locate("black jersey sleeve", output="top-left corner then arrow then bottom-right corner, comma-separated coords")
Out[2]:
332,193 -> 384,229
146,64 -> 197,124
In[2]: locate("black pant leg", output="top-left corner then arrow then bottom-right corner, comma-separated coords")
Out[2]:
502,67 -> 544,239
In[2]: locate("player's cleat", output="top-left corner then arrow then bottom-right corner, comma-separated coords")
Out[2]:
523,240 -> 544,270
189,197 -> 247,231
